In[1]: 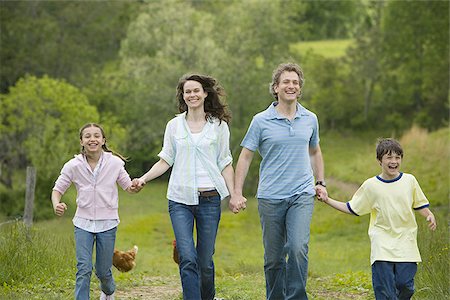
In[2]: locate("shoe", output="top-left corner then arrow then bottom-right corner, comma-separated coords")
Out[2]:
100,291 -> 115,300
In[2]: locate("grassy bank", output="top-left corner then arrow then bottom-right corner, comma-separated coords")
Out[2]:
1,127 -> 447,299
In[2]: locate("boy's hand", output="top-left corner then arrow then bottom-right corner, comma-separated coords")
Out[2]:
315,186 -> 328,202
426,214 -> 437,231
54,202 -> 67,216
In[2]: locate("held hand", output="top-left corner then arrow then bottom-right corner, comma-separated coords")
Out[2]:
315,185 -> 328,202
54,202 -> 67,217
229,195 -> 247,214
130,178 -> 146,193
426,214 -> 437,231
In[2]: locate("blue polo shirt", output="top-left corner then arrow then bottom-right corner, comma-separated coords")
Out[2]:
241,102 -> 319,199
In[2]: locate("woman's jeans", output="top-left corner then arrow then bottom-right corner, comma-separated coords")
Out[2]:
372,261 -> 417,300
258,193 -> 314,300
169,195 -> 221,300
74,226 -> 116,300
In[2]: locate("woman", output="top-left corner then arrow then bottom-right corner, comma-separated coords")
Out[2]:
135,74 -> 244,299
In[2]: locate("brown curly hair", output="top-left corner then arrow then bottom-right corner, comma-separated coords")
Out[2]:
269,62 -> 305,100
176,74 -> 231,123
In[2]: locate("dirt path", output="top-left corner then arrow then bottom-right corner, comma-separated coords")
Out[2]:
114,276 -> 181,300
327,177 -> 359,196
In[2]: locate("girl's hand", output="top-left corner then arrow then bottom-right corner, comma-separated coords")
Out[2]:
54,202 -> 67,216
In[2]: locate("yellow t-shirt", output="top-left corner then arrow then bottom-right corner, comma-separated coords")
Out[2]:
347,173 -> 429,265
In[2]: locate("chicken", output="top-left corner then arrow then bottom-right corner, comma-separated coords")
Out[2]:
113,245 -> 138,272
172,239 -> 179,264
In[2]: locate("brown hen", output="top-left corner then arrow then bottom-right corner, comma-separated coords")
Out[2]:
113,245 -> 138,272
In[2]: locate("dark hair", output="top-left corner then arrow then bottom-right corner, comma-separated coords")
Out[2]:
176,74 -> 231,123
269,62 -> 305,100
376,138 -> 403,161
79,123 -> 128,161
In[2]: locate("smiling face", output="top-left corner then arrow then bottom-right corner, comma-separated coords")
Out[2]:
183,80 -> 208,110
378,151 -> 402,180
274,71 -> 301,103
80,126 -> 105,154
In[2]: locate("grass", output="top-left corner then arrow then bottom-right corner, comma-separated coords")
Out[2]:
290,39 -> 353,58
0,127 -> 448,299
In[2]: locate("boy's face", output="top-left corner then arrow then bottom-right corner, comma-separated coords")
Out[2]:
378,151 -> 402,180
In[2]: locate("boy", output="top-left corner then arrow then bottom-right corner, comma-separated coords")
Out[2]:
318,138 -> 436,300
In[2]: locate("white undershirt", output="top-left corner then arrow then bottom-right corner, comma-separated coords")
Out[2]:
191,132 -> 214,189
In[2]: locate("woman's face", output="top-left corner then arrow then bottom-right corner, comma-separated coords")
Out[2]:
183,80 -> 208,110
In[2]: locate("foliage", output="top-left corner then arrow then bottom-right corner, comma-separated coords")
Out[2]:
0,0 -> 448,218
0,76 -> 126,219
0,0 -> 136,92
381,1 -> 449,131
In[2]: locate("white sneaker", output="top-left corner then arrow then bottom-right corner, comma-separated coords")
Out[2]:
100,291 -> 115,300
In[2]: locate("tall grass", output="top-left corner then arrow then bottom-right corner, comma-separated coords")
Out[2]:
0,221 -> 75,299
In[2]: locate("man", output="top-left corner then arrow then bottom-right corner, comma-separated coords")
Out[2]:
230,62 -> 327,299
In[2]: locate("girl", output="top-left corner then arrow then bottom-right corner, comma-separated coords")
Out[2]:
52,123 -> 140,300
135,74 -> 245,300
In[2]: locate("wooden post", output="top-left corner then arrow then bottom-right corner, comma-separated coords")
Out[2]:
24,166 -> 36,227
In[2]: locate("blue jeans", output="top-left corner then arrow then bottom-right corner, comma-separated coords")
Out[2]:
74,226 -> 116,300
258,193 -> 314,300
169,195 -> 221,300
372,261 -> 417,300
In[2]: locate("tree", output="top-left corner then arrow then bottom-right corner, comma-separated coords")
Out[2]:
0,1 -> 136,92
0,75 -> 124,218
381,0 -> 449,130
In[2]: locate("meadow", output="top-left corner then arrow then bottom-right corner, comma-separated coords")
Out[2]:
0,127 -> 448,299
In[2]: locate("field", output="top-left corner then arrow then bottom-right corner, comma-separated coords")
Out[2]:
0,127 -> 448,299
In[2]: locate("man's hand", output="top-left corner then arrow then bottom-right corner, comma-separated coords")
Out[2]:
229,194 -> 247,214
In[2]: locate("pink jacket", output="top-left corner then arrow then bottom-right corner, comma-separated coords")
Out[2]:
53,152 -> 132,220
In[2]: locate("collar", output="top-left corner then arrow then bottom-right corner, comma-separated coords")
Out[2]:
265,101 -> 308,120
376,172 -> 403,183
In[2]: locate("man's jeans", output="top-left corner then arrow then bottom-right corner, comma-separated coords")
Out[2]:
258,193 -> 314,300
169,195 -> 221,300
372,261 -> 417,300
74,226 -> 116,300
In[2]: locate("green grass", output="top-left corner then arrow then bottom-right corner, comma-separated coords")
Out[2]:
290,39 -> 353,58
0,127 -> 447,299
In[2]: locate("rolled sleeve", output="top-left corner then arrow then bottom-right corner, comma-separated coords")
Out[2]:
217,122 -> 233,171
158,121 -> 175,166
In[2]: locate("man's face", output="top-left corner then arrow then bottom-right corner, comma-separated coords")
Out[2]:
274,71 -> 301,102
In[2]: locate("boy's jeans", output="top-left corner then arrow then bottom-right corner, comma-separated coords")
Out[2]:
372,261 -> 417,300
74,226 -> 117,300
169,195 -> 221,300
258,193 -> 314,300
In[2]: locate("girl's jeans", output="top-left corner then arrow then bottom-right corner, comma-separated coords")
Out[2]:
74,226 -> 116,300
258,193 -> 314,300
169,195 -> 221,300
